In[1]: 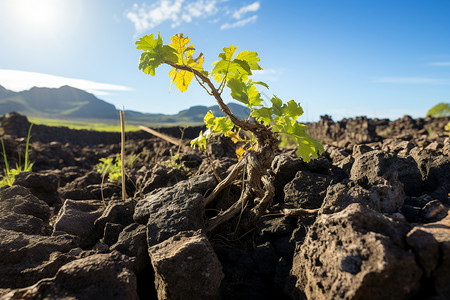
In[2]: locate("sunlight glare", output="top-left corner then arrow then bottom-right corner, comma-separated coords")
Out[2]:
11,0 -> 67,36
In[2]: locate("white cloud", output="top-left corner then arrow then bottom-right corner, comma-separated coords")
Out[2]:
232,2 -> 260,19
220,15 -> 257,30
428,62 -> 450,67
0,69 -> 132,97
373,77 -> 450,85
126,0 -> 218,33
252,68 -> 283,81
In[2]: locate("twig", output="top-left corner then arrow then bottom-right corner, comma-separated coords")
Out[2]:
139,125 -> 185,147
120,109 -> 126,201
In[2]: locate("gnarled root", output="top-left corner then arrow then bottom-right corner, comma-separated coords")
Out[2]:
205,151 -> 276,232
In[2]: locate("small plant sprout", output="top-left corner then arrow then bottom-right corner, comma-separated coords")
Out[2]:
136,32 -> 323,231
0,124 -> 34,187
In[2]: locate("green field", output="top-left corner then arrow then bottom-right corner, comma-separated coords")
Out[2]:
28,117 -> 203,132
29,117 -> 140,132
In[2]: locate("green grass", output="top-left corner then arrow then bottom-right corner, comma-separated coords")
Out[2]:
29,117 -> 141,132
28,117 -> 204,132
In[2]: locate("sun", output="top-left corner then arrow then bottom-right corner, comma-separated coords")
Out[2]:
7,0 -> 71,36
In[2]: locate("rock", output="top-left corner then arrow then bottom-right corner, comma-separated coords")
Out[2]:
4,251 -> 138,300
135,164 -> 187,195
407,209 -> 450,298
352,144 -> 374,157
92,200 -> 136,245
0,228 -> 79,289
419,199 -> 446,220
207,133 -> 236,159
53,199 -> 105,248
0,112 -> 31,138
133,174 -> 216,247
321,180 -> 405,214
410,147 -> 450,204
149,230 -> 223,300
291,203 -> 422,300
110,223 -> 150,273
13,170 -> 59,206
283,171 -> 331,209
271,154 -> 304,203
0,186 -> 51,235
180,153 -> 202,168
306,115 -> 378,145
256,217 -> 293,243
350,150 -> 423,196
198,157 -> 237,180
103,222 -> 124,246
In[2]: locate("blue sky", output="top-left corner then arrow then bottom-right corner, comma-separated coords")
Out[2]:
0,0 -> 449,121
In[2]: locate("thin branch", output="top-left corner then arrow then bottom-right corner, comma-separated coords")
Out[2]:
193,72 -> 213,95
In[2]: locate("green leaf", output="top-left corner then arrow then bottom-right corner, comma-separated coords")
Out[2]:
235,50 -> 262,70
282,100 -> 304,119
191,130 -> 209,149
252,80 -> 269,89
227,78 -> 263,108
227,78 -> 249,105
271,96 -> 283,116
204,111 -> 215,128
213,116 -> 234,134
251,107 -> 273,125
218,45 -> 238,61
426,102 -> 450,117
167,33 -> 205,92
137,32 -> 177,76
135,32 -> 162,51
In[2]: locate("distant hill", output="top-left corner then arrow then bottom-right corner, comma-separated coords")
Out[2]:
0,85 -> 250,124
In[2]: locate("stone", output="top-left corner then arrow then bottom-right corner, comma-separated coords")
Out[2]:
13,171 -> 59,205
291,203 -> 422,300
4,251 -> 138,300
283,171 -> 331,209
350,150 -> 423,196
149,230 -> 223,300
0,186 -> 51,235
0,228 -> 79,289
407,209 -> 450,298
53,199 -> 105,248
135,164 -> 187,195
321,180 -> 405,214
134,173 -> 216,225
110,223 -> 150,273
410,147 -> 450,204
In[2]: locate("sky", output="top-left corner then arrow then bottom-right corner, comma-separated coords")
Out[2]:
0,0 -> 449,122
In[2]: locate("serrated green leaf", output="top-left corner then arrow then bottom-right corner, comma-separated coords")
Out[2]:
213,116 -> 234,134
251,107 -> 273,125
252,80 -> 269,89
277,119 -> 323,162
135,32 -> 162,51
235,50 -> 262,70
204,111 -> 215,128
227,78 -> 263,108
167,33 -> 205,92
218,45 -> 238,61
282,100 -> 304,119
227,78 -> 249,105
271,96 -> 283,116
191,130 -> 209,149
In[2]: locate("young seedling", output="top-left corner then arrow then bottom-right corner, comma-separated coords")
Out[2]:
136,32 -> 323,231
0,124 -> 34,187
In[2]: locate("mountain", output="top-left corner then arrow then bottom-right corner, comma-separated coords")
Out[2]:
0,85 -> 250,124
0,85 -> 118,119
